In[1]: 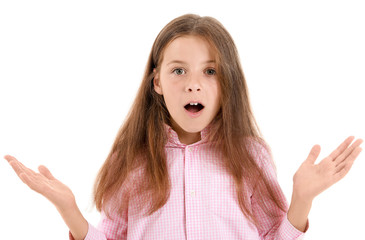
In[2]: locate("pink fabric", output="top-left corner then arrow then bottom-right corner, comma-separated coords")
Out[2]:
70,125 -> 307,240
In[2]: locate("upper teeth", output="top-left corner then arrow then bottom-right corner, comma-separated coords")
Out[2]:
189,103 -> 199,105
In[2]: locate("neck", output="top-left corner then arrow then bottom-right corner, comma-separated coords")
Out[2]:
178,131 -> 201,145
171,121 -> 201,145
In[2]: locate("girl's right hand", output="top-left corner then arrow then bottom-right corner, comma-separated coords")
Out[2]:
4,155 -> 89,240
4,155 -> 76,212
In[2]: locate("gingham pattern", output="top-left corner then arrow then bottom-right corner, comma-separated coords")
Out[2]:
70,126 -> 306,240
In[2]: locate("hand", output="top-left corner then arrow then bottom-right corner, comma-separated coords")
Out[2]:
4,155 -> 76,212
292,136 -> 363,202
5,155 -> 89,239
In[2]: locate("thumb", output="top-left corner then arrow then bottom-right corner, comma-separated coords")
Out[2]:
305,144 -> 321,164
38,165 -> 56,180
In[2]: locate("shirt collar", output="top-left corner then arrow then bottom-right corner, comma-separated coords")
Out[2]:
163,123 -> 211,147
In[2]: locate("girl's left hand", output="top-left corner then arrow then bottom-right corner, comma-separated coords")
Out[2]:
292,136 -> 363,202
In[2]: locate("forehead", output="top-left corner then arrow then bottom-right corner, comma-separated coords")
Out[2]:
161,35 -> 217,64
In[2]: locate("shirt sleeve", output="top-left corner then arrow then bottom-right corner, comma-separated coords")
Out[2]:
249,141 -> 308,240
69,206 -> 128,240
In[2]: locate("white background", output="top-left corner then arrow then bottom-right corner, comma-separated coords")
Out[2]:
1,1 -> 364,239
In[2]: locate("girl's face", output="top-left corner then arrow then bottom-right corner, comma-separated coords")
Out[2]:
154,35 -> 221,144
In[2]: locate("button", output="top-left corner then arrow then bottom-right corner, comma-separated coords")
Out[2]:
190,190 -> 195,196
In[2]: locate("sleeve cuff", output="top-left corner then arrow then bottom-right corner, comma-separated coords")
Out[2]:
277,215 -> 309,240
69,222 -> 106,240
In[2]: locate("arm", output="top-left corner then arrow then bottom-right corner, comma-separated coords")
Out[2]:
68,210 -> 128,240
5,155 -> 129,240
4,155 -> 88,240
250,144 -> 305,240
287,136 -> 363,231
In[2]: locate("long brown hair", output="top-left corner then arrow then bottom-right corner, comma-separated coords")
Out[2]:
94,14 -> 286,226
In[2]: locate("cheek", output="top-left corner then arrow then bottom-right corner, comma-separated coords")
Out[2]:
210,81 -> 221,105
162,84 -> 180,109
164,94 -> 176,109
161,81 -> 174,97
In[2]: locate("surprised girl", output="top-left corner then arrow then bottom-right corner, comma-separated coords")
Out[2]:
5,14 -> 363,240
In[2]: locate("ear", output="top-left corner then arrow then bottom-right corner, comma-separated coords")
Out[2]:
153,68 -> 163,95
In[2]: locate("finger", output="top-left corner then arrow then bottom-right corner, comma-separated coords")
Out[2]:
18,172 -> 36,189
335,146 -> 362,172
8,158 -> 36,176
334,138 -> 363,166
18,171 -> 45,194
8,160 -> 32,179
5,156 -> 50,195
5,156 -> 39,184
4,155 -> 17,163
305,144 -> 321,164
10,163 -> 38,189
328,136 -> 355,161
334,147 -> 362,182
10,163 -> 29,184
38,165 -> 55,180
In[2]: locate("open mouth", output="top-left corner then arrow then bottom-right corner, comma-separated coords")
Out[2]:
184,103 -> 205,113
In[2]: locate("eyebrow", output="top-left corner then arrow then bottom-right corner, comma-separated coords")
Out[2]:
166,60 -> 216,66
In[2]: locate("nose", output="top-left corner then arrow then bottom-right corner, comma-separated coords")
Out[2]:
185,75 -> 201,92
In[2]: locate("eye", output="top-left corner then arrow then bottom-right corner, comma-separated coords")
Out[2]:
205,68 -> 216,75
172,68 -> 186,75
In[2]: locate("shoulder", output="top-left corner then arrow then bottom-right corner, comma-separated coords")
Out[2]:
244,137 -> 276,171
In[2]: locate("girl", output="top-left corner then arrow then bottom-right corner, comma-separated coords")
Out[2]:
5,14 -> 363,240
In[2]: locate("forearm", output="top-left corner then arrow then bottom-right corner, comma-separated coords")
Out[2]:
57,202 -> 88,240
287,193 -> 312,232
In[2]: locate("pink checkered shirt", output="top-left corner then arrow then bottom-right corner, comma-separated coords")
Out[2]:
70,125 -> 307,240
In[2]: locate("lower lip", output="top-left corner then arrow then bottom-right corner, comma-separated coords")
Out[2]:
184,108 -> 204,118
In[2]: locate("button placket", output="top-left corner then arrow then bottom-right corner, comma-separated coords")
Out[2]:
186,146 -> 195,198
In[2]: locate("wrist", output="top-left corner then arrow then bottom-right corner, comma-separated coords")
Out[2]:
291,190 -> 314,206
57,201 -> 88,240
56,197 -> 78,216
287,193 -> 312,232
291,182 -> 316,204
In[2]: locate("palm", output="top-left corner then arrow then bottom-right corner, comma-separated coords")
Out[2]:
293,137 -> 363,201
5,155 -> 75,212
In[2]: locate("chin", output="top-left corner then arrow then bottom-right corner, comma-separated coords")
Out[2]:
180,123 -> 207,133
